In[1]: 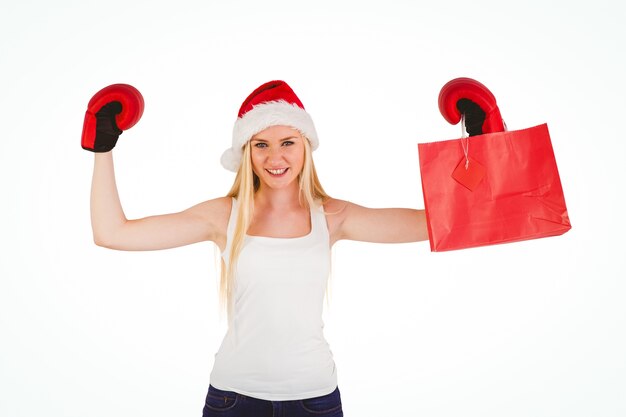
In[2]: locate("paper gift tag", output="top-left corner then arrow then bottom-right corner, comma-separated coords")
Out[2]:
451,157 -> 486,191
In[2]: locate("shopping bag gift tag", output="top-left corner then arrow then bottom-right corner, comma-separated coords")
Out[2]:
452,157 -> 486,191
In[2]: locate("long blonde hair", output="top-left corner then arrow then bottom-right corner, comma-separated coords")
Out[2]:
220,135 -> 329,316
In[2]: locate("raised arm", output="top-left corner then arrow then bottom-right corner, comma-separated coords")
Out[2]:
325,198 -> 428,246
82,84 -> 230,252
90,152 -> 230,251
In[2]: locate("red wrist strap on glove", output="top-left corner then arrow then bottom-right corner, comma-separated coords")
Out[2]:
81,83 -> 144,152
438,77 -> 505,134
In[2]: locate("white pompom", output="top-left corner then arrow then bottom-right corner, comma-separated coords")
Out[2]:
220,148 -> 241,172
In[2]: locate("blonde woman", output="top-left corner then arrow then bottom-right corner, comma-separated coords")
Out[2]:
88,80 -> 428,416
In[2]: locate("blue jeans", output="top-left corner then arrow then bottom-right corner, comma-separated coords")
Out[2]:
202,385 -> 343,417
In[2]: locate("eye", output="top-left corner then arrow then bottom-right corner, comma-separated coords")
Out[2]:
282,140 -> 295,146
254,142 -> 268,148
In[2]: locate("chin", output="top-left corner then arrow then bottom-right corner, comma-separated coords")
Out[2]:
266,179 -> 298,189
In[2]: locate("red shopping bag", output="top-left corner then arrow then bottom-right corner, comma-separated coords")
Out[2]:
418,123 -> 571,252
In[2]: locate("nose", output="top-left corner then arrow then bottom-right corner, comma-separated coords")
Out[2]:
267,146 -> 284,164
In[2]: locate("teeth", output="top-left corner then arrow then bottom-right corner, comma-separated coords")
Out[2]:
267,168 -> 287,175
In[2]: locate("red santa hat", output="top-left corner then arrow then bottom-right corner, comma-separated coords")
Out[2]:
220,80 -> 319,172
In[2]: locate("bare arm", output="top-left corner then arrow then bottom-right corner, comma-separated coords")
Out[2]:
325,198 -> 428,246
90,152 -> 229,251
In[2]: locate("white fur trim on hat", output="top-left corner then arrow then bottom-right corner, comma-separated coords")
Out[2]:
220,100 -> 319,172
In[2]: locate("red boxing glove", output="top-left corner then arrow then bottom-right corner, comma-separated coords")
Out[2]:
438,77 -> 505,136
81,84 -> 144,152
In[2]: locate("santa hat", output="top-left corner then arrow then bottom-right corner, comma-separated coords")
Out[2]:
220,80 -> 319,172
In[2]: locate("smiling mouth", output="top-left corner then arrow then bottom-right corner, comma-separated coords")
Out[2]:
266,168 -> 288,176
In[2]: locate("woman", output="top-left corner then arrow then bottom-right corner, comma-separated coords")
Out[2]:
89,80 -> 428,416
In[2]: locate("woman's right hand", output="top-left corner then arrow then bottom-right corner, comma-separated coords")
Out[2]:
81,84 -> 144,152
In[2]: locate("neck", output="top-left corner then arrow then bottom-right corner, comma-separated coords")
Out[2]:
255,183 -> 303,210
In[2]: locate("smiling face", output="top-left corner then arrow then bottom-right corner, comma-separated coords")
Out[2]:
249,125 -> 306,191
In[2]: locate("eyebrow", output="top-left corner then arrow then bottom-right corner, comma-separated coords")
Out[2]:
251,136 -> 300,142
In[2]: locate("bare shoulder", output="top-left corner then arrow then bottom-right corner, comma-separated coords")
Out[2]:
322,198 -> 370,233
323,197 -> 349,213
323,197 -> 353,245
190,195 -> 232,217
186,196 -> 232,250
323,198 -> 363,218
188,196 -> 233,231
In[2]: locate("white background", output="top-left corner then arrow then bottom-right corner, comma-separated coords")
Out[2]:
1,0 -> 625,416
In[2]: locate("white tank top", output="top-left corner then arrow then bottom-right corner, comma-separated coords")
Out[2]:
210,198 -> 337,401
